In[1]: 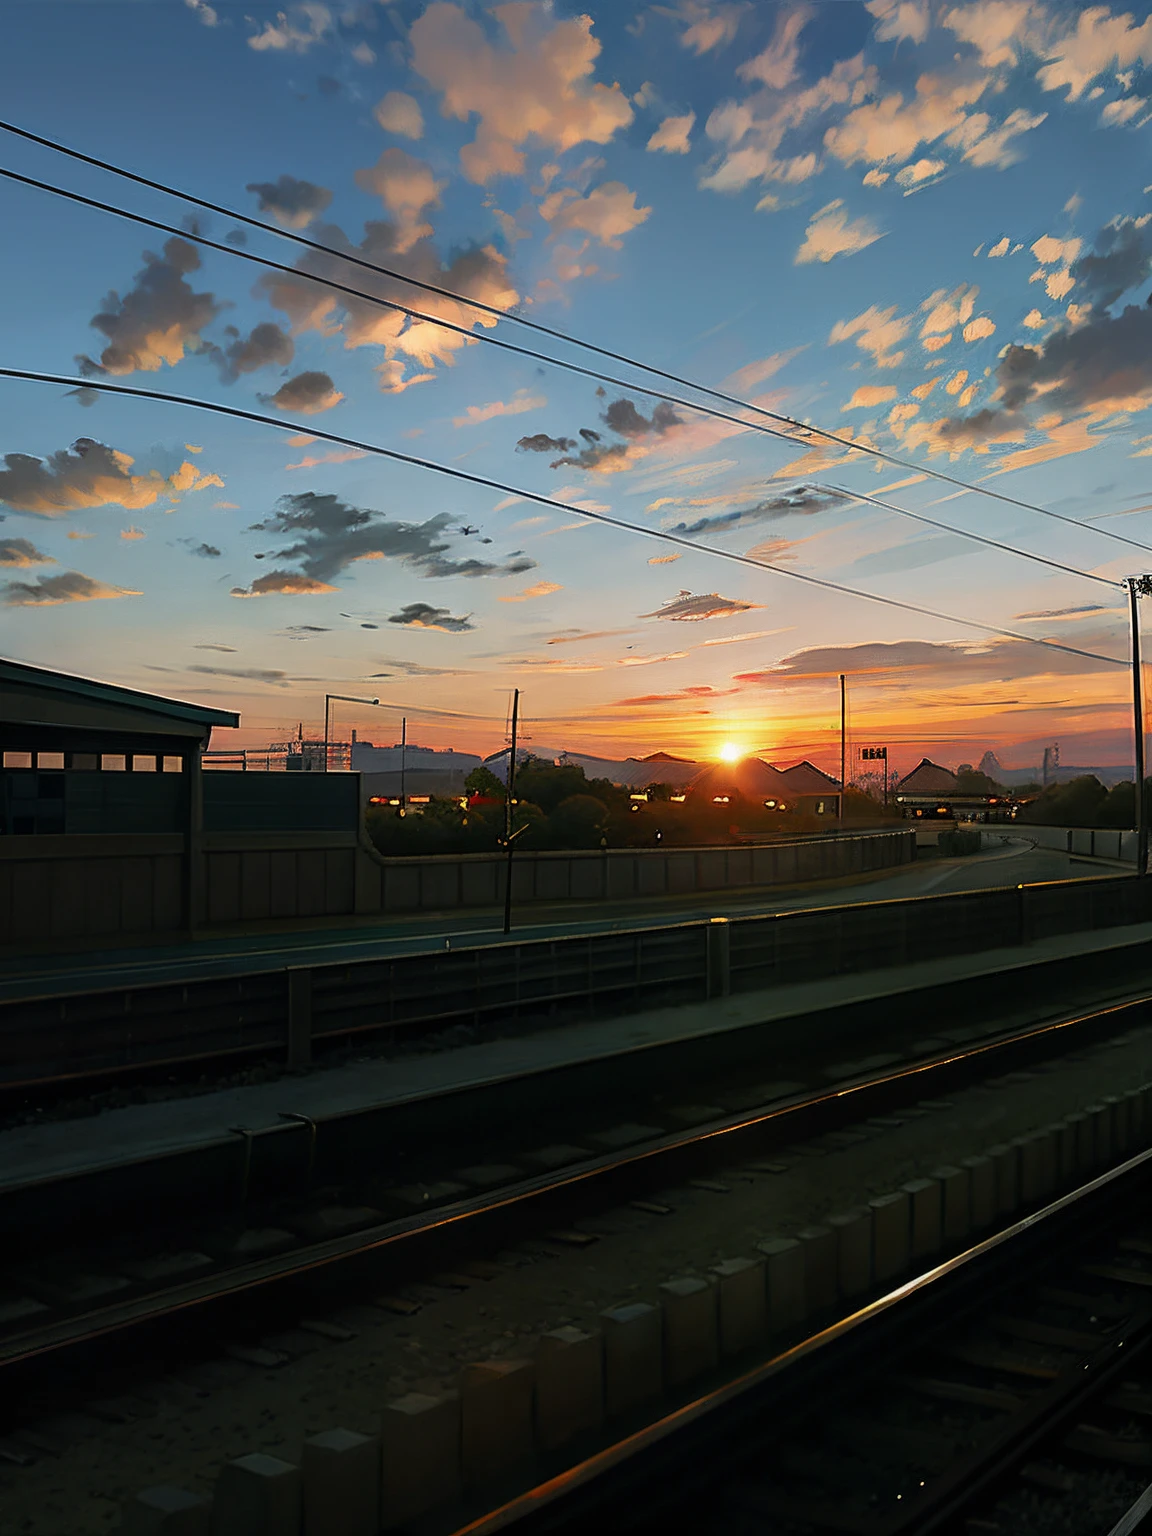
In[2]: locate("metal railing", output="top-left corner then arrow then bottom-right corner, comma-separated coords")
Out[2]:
3,871 -> 1150,1090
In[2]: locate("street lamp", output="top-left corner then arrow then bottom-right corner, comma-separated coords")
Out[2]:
323,694 -> 380,771
1127,577 -> 1152,875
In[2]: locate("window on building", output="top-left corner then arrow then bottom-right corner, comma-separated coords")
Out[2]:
162,756 -> 184,773
2,751 -> 32,769
36,751 -> 65,770
132,755 -> 157,772
101,754 -> 127,772
69,753 -> 98,771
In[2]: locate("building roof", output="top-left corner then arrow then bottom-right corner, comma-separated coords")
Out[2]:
897,758 -> 959,795
636,751 -> 696,764
1,656 -> 239,742
774,760 -> 841,793
689,757 -> 792,800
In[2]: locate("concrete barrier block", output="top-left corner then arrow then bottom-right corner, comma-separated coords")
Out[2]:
796,1225 -> 837,1311
301,1429 -> 379,1536
1052,1120 -> 1076,1185
460,1359 -> 534,1488
757,1238 -> 805,1331
121,1488 -> 210,1536
1101,1096 -> 1121,1161
1017,1129 -> 1056,1202
1131,1086 -> 1151,1148
868,1192 -> 910,1282
660,1276 -> 718,1386
379,1390 -> 460,1528
1110,1094 -> 1132,1155
902,1179 -> 942,1260
213,1454 -> 301,1536
986,1143 -> 1019,1216
1062,1113 -> 1088,1177
1121,1089 -> 1143,1152
601,1302 -> 661,1417
827,1209 -> 872,1297
535,1326 -> 603,1449
711,1257 -> 766,1355
1085,1103 -> 1107,1168
932,1165 -> 971,1243
961,1155 -> 995,1230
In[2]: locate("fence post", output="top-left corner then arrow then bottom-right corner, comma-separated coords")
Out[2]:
287,968 -> 313,1069
707,917 -> 731,999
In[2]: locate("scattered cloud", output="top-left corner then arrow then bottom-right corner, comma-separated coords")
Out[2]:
76,236 -> 223,378
213,320 -> 294,382
677,2 -> 750,56
963,315 -> 996,341
265,371 -> 344,414
454,390 -> 546,428
667,485 -> 846,537
517,432 -> 576,454
641,589 -> 762,621
287,447 -> 368,470
409,2 -> 633,185
895,156 -> 945,186
194,642 -> 238,652
246,175 -> 333,229
1015,603 -> 1113,620
388,602 -> 475,631
540,181 -> 652,248
723,345 -> 807,393
188,542 -> 221,558
648,553 -> 682,564
0,437 -> 221,515
120,526 -> 145,541
987,235 -> 1011,258
0,538 -> 53,567
498,580 -> 563,603
3,570 -> 141,606
375,91 -> 425,140
248,3 -> 332,53
355,147 -> 445,252
795,200 -> 884,264
829,304 -> 909,367
844,383 -> 898,410
648,112 -> 695,154
1036,7 -> 1152,102
184,0 -> 218,25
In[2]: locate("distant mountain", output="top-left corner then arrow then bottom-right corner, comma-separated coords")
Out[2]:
976,749 -> 1131,788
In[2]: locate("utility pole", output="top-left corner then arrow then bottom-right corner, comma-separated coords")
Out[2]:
503,688 -> 520,935
839,673 -> 846,828
399,716 -> 407,814
1128,577 -> 1152,876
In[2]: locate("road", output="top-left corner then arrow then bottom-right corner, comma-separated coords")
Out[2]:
1,835 -> 1127,1004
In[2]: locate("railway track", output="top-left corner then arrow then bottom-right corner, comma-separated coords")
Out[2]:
5,987 -> 1152,1532
455,1150 -> 1152,1536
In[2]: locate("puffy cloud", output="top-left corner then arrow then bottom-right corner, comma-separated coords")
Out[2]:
1022,307 -> 1047,328
355,148 -> 445,253
1032,233 -> 1083,266
454,390 -> 546,428
921,283 -> 977,338
844,383 -> 898,409
189,542 -> 221,558
667,484 -> 847,536
867,0 -> 930,45
895,156 -> 945,186
945,369 -> 969,395
540,181 -> 652,249
231,571 -> 339,597
261,215 -> 518,394
862,168 -> 890,186
214,320 -> 295,382
996,304 -> 1152,415
1102,95 -> 1147,125
0,538 -> 53,567
1037,7 -> 1152,101
738,7 -> 810,88
987,235 -> 1011,257
498,580 -> 563,603
0,437 -> 220,515
265,371 -> 344,414
388,602 -> 474,631
375,91 -> 425,139
120,526 -> 145,541
641,590 -> 761,621
240,490 -> 537,593
184,0 -> 218,24
939,1 -> 1040,68
795,199 -> 884,263
546,396 -> 682,473
737,632 -> 1117,688
3,570 -> 140,606
648,112 -> 695,154
76,237 -> 223,377
678,2 -> 750,55
246,175 -> 333,229
517,432 -> 576,453
409,3 -> 633,185
962,315 -> 996,342
828,303 -> 909,367
923,332 -> 952,351
248,3 -> 332,53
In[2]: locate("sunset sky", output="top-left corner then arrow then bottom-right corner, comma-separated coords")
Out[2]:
2,0 -> 1152,777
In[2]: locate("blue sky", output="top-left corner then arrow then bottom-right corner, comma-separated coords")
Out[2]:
2,0 -> 1152,773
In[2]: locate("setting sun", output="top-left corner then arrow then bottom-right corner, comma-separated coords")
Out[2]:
718,742 -> 744,763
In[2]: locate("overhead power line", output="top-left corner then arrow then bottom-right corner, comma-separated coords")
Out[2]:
0,366 -> 1128,673
1,120 -> 1151,559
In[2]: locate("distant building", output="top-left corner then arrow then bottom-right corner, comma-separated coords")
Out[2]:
354,739 -> 481,799
773,760 -> 842,817
894,757 -> 1016,822
686,756 -> 840,814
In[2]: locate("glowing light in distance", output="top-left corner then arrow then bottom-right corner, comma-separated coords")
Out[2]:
719,742 -> 744,763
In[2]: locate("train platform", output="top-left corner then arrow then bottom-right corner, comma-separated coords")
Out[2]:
4,910 -> 1152,1206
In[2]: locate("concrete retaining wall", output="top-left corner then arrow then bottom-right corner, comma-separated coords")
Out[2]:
0,826 -> 913,951
1021,824 -> 1136,862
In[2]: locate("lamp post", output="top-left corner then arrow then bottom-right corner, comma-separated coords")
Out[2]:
323,694 -> 380,771
1127,577 -> 1152,876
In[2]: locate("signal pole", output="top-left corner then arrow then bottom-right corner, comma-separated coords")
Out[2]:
1128,577 -> 1151,876
839,674 -> 846,826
